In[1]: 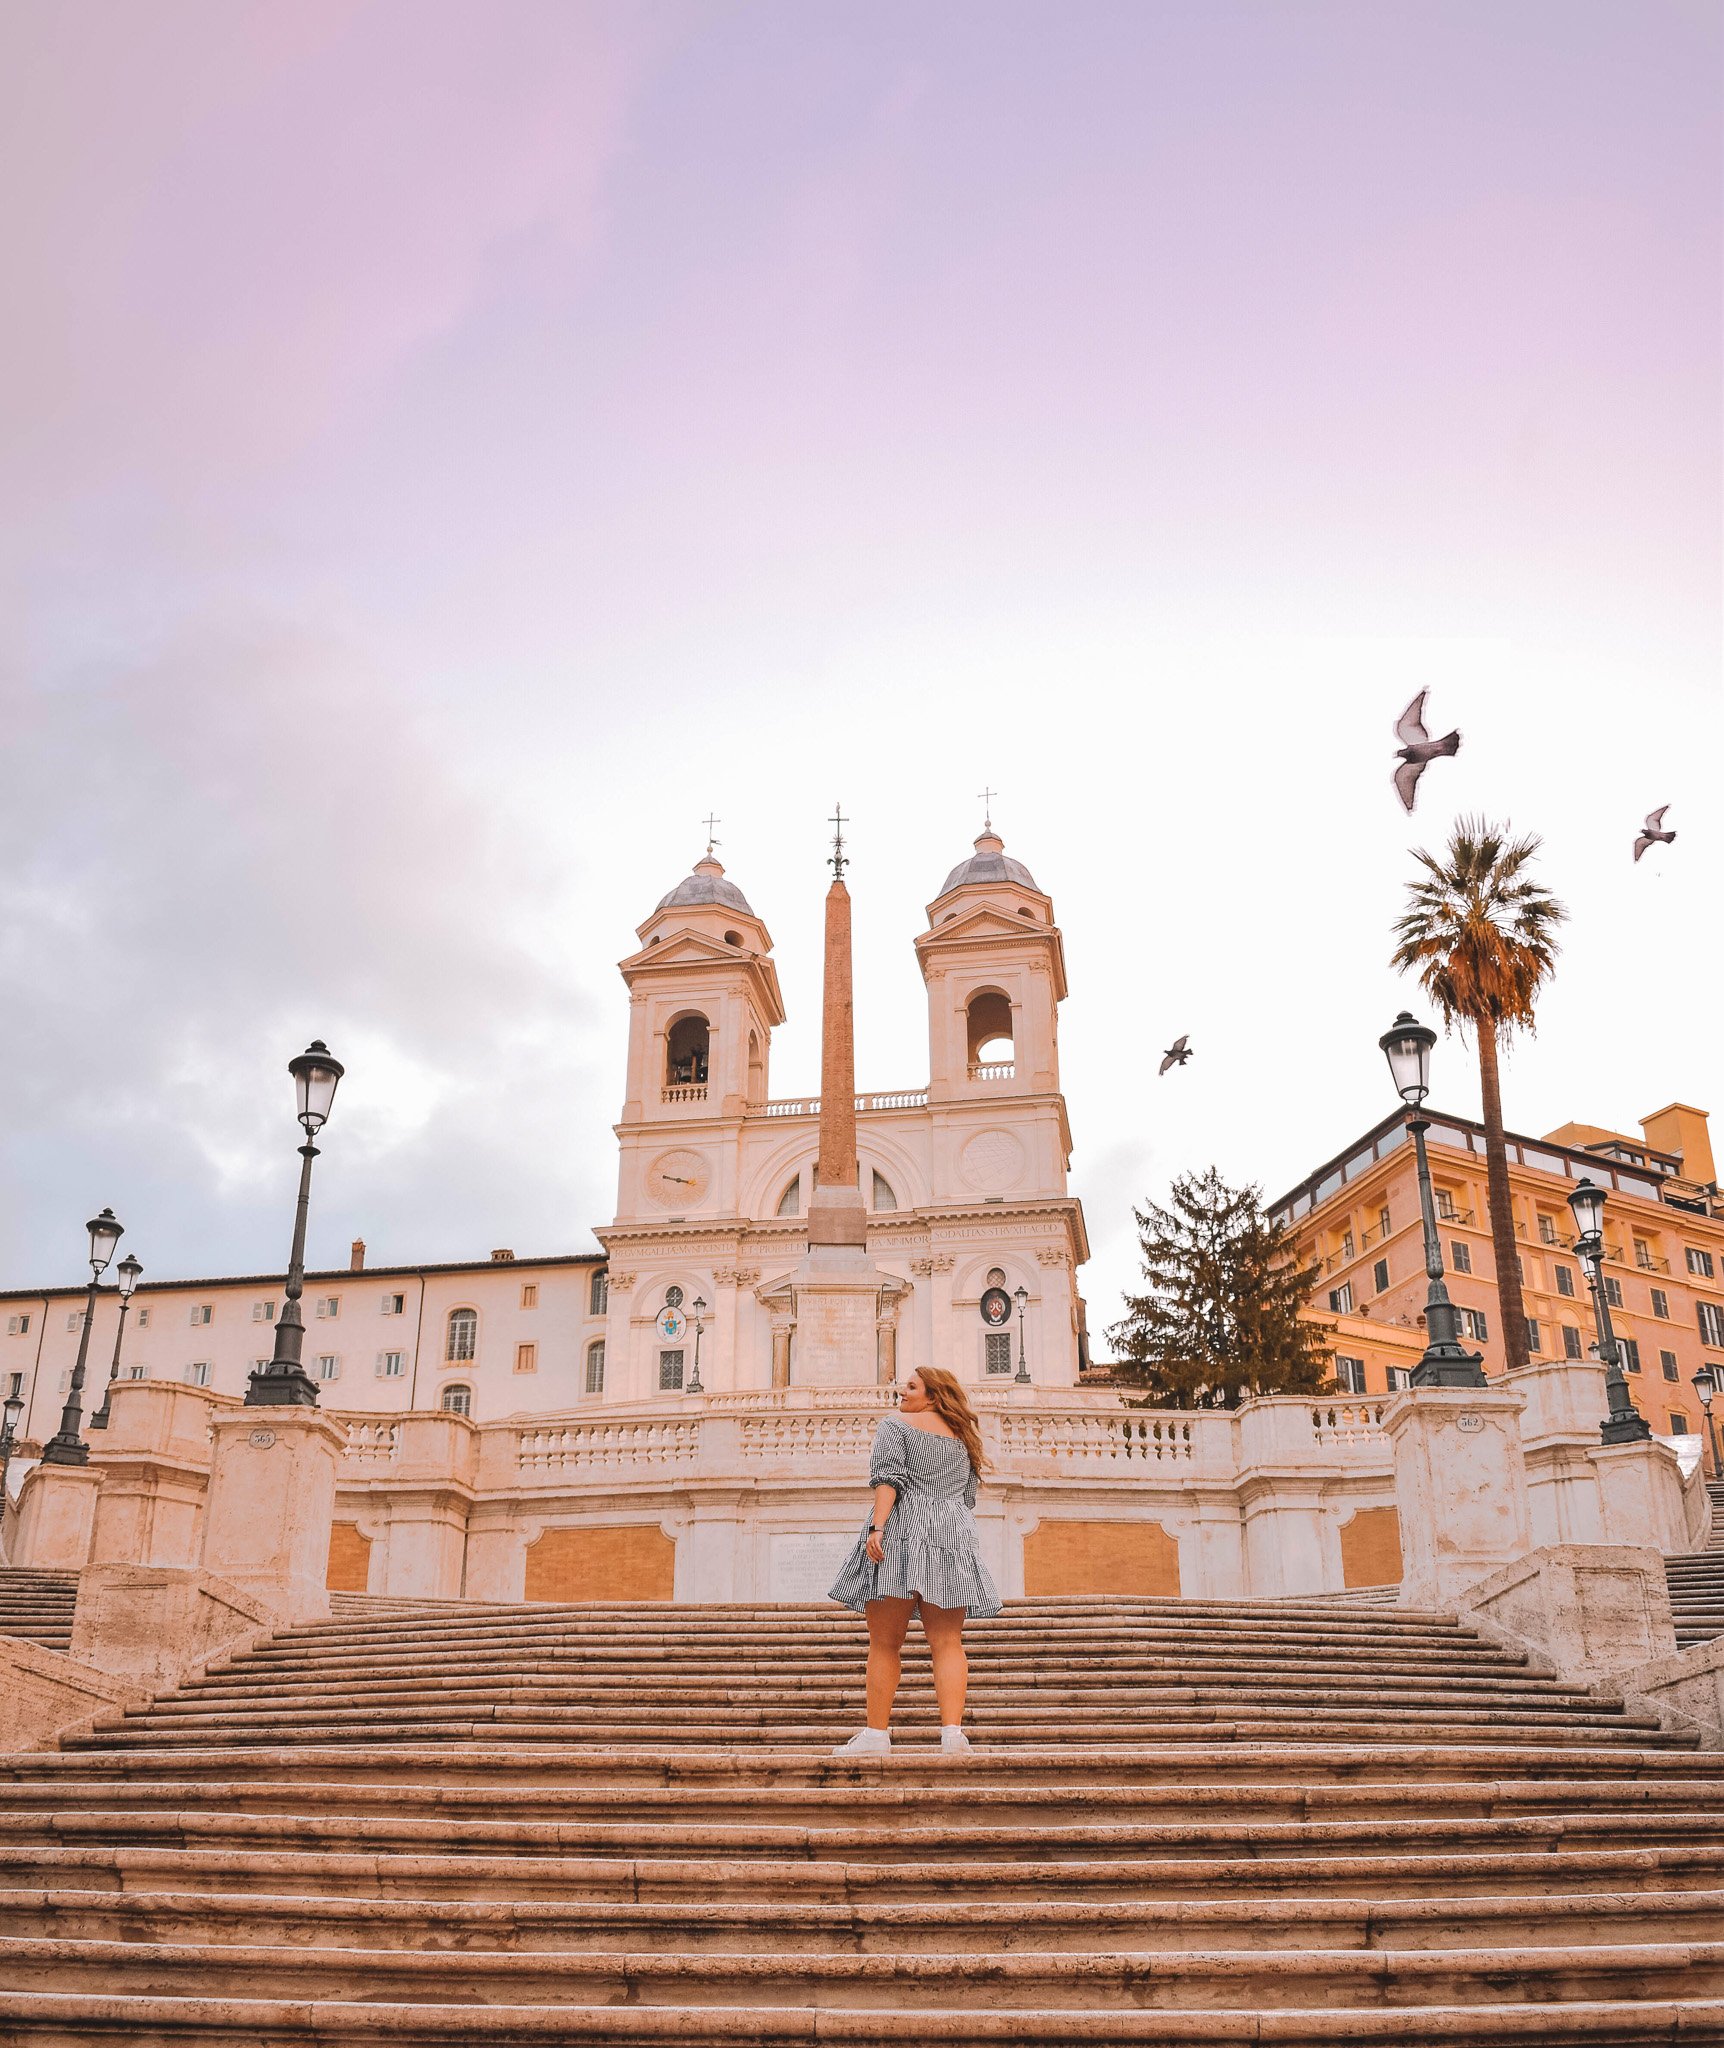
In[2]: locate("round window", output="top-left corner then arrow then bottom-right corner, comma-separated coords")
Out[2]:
986,1267 -> 1007,1288
665,1285 -> 684,1309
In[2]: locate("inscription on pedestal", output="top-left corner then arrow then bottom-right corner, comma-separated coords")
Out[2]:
768,1531 -> 856,1602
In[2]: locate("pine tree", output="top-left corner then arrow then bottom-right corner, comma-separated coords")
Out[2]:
1106,1166 -> 1334,1407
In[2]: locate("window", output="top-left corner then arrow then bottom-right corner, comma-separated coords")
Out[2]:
1372,1259 -> 1390,1296
441,1383 -> 472,1416
665,1286 -> 684,1310
5,1314 -> 27,1337
1561,1325 -> 1583,1360
520,1283 -> 538,1310
658,1349 -> 685,1391
1669,1412 -> 1691,1435
1328,1283 -> 1354,1314
585,1341 -> 606,1395
965,989 -> 1014,1069
589,1270 -> 608,1316
1652,1289 -> 1670,1320
666,1013 -> 710,1087
252,1301 -> 275,1323
184,1361 -> 211,1387
1538,1216 -> 1559,1245
1698,1302 -> 1724,1348
1385,1366 -> 1412,1391
381,1293 -> 405,1316
126,1363 -> 147,1380
252,1357 -> 272,1373
374,1352 -> 402,1379
776,1176 -> 802,1218
1555,1266 -> 1575,1298
984,1332 -> 1013,1375
1378,1206 -> 1392,1238
987,1268 -> 1007,1288
1450,1241 -> 1471,1275
1524,1318 -> 1542,1354
315,1296 -> 340,1319
1462,1309 -> 1490,1343
312,1354 -> 339,1381
1514,1255 -> 1525,1282
1686,1248 -> 1715,1279
189,1304 -> 212,1327
1334,1356 -> 1366,1394
445,1308 -> 477,1362
1620,1338 -> 1641,1374
1603,1276 -> 1623,1309
871,1171 -> 898,1212
515,1342 -> 537,1374
1661,1349 -> 1680,1382
5,1371 -> 21,1399
134,1308 -> 148,1329
1341,1230 -> 1355,1261
1435,1190 -> 1457,1221
65,1312 -> 81,1334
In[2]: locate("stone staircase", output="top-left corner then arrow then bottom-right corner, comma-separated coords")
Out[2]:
2,1592 -> 1723,2042
0,1566 -> 78,1650
1665,1478 -> 1724,1648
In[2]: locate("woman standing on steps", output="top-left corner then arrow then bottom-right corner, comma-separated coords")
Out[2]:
828,1366 -> 1001,1756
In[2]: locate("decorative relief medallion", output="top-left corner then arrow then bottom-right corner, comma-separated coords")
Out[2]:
959,1129 -> 1026,1193
247,1429 -> 276,1448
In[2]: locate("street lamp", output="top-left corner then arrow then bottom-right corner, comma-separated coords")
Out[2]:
1691,1366 -> 1720,1478
1013,1284 -> 1031,1384
247,1040 -> 345,1408
688,1296 -> 706,1396
41,1207 -> 125,1464
0,1388 -> 25,1517
88,1252 -> 143,1431
1566,1176 -> 1651,1444
1378,1013 -> 1485,1388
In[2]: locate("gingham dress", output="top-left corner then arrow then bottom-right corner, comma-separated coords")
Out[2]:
828,1413 -> 1002,1618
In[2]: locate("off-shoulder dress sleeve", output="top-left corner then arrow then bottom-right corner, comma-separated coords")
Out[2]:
868,1415 -> 912,1492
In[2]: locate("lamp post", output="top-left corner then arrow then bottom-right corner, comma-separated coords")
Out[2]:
1565,1175 -> 1651,1444
246,1040 -> 345,1408
1013,1284 -> 1031,1384
1691,1366 -> 1721,1478
88,1252 -> 143,1431
0,1389 -> 25,1515
41,1207 -> 126,1464
688,1296 -> 706,1396
1377,1015 -> 1486,1388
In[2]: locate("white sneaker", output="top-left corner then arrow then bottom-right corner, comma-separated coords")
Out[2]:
940,1726 -> 972,1755
832,1728 -> 891,1757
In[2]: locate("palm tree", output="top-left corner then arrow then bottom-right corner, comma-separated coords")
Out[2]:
1392,818 -> 1567,1376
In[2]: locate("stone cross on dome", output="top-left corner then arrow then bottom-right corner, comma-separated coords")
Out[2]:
701,812 -> 721,856
977,786 -> 997,831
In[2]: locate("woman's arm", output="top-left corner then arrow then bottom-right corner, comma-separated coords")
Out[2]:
865,1483 -> 897,1562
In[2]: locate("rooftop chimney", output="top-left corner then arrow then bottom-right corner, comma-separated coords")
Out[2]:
491,1248 -> 516,1263
349,1239 -> 366,1271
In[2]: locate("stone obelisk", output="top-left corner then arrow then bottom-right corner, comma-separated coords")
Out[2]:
791,807 -> 889,1384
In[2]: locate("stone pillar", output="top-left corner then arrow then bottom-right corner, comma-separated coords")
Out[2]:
86,1379 -> 224,1570
1508,1356 -> 1609,1548
1590,1439 -> 1691,1552
1459,1544 -> 1677,1681
8,1463 -> 102,1571
770,1315 -> 793,1390
876,1307 -> 898,1385
1384,1386 -> 1531,1610
199,1409 -> 344,1621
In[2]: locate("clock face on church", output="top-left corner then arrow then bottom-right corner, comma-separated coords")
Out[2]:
645,1149 -> 711,1209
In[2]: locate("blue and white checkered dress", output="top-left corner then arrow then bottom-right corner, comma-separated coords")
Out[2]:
828,1412 -> 1002,1618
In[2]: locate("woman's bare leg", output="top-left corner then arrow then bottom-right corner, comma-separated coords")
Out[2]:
864,1597 -> 916,1730
919,1602 -> 969,1726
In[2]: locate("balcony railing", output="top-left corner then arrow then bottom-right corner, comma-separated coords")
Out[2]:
761,1088 -> 930,1118
1634,1247 -> 1671,1273
967,1061 -> 1016,1082
661,1085 -> 707,1104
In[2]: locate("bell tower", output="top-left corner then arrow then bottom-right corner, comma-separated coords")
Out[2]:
916,824 -> 1067,1104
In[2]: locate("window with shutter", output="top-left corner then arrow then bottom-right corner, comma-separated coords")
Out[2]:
1561,1325 -> 1583,1360
1651,1288 -> 1670,1319
1372,1259 -> 1390,1295
585,1341 -> 606,1395
1450,1242 -> 1471,1274
1697,1302 -> 1724,1348
1334,1357 -> 1366,1394
1603,1277 -> 1623,1309
984,1332 -> 1013,1375
1620,1338 -> 1641,1373
1660,1350 -> 1680,1381
1555,1266 -> 1574,1298
658,1349 -> 684,1391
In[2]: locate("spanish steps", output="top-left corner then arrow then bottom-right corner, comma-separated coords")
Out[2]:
1665,1479 -> 1724,1649
4,1586 -> 1724,2042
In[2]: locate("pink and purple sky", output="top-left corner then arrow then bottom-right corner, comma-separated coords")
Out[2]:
2,2 -> 1718,1341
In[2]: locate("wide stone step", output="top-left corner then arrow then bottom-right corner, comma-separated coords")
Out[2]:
8,1838 -> 1724,1903
12,1881 -> 1724,1952
7,1992 -> 1723,2044
8,1932 -> 1724,2008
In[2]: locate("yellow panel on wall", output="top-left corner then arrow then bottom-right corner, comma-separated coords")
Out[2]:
524,1524 -> 676,1603
325,1522 -> 371,1594
1340,1506 -> 1403,1589
1023,1519 -> 1180,1597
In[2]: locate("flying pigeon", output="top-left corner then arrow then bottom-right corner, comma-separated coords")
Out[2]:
1392,690 -> 1462,813
1159,1035 -> 1192,1076
1633,806 -> 1675,864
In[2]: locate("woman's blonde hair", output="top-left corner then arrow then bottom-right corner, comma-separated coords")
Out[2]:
910,1367 -> 989,1476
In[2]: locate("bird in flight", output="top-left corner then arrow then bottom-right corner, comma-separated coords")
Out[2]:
1159,1035 -> 1192,1076
1392,690 -> 1462,813
1633,806 -> 1675,864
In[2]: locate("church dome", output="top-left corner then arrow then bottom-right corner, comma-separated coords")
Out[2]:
939,829 -> 1038,897
654,853 -> 755,916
